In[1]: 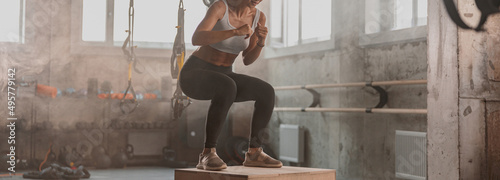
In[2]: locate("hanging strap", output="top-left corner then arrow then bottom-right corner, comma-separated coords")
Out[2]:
171,0 -> 185,79
120,0 -> 139,114
121,0 -> 144,73
171,0 -> 191,120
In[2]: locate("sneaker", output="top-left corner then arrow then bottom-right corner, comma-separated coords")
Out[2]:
196,148 -> 227,171
243,147 -> 283,168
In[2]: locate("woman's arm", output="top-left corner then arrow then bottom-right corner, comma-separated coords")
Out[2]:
192,1 -> 253,46
242,12 -> 267,66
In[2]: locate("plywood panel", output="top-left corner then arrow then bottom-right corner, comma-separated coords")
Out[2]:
458,1 -> 500,99
486,14 -> 500,82
486,102 -> 500,179
459,99 -> 486,179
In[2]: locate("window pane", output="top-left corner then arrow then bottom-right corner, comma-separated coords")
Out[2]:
394,0 -> 413,30
0,0 -> 22,42
270,0 -> 282,40
184,0 -> 207,44
301,0 -> 331,43
364,0 -> 381,34
417,0 -> 427,26
114,0 -> 174,44
114,0 -> 206,46
82,0 -> 106,42
114,0 -> 128,43
286,0 -> 299,47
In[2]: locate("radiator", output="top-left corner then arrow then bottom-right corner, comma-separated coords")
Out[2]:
128,132 -> 168,156
395,130 -> 427,180
279,124 -> 304,163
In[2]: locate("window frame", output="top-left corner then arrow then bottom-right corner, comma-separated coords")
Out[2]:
264,0 -> 335,58
0,0 -> 26,46
70,0 -> 200,57
359,0 -> 427,47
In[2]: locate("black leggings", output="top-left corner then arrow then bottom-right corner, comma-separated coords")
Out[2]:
179,56 -> 275,148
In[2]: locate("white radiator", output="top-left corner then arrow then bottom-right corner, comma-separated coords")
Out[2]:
128,132 -> 167,156
279,124 -> 304,163
395,130 -> 427,180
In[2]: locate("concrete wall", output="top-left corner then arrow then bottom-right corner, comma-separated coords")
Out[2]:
231,1 -> 428,180
427,0 -> 500,179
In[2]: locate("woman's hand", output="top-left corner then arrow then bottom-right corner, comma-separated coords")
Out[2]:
255,23 -> 268,45
234,24 -> 253,39
242,12 -> 267,66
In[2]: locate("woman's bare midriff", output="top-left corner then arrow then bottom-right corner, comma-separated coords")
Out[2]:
192,45 -> 239,67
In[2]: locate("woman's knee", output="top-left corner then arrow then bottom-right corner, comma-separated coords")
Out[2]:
260,82 -> 275,100
214,78 -> 238,100
251,82 -> 275,105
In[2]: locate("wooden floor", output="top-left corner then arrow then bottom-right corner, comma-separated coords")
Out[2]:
175,166 -> 336,180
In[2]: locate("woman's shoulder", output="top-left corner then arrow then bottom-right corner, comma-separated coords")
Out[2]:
258,10 -> 266,23
210,0 -> 227,11
207,1 -> 227,20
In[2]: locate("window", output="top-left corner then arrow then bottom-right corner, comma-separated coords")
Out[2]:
394,0 -> 427,30
0,0 -> 25,43
79,0 -> 206,48
361,0 -> 427,46
82,0 -> 106,42
364,0 -> 427,34
270,0 -> 332,48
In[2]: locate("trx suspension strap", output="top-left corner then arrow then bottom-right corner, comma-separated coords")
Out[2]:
443,0 -> 500,31
121,0 -> 144,74
120,0 -> 139,114
171,0 -> 191,120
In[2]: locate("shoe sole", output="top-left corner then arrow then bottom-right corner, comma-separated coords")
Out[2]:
243,162 -> 283,168
196,164 -> 227,171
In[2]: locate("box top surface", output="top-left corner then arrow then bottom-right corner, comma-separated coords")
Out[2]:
175,166 -> 336,178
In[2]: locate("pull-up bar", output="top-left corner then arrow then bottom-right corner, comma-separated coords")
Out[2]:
273,79 -> 427,114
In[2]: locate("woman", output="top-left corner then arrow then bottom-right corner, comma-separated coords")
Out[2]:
179,0 -> 282,171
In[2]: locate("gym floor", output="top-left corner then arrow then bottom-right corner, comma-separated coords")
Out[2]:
2,167 -> 176,180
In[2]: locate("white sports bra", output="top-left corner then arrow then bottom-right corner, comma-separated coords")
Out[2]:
208,0 -> 260,54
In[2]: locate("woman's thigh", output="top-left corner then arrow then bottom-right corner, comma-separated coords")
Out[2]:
179,69 -> 236,100
227,73 -> 275,102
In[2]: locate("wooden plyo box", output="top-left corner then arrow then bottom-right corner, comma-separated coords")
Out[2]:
175,166 -> 336,180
